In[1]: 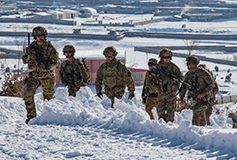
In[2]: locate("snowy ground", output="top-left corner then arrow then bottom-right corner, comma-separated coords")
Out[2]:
0,85 -> 237,159
0,11 -> 237,159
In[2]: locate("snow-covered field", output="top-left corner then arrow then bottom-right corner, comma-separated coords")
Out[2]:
0,11 -> 237,159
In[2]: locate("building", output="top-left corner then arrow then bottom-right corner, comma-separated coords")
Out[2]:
79,7 -> 99,18
61,9 -> 79,19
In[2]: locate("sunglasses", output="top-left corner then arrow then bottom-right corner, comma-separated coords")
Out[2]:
37,35 -> 44,37
163,57 -> 170,59
148,63 -> 154,66
106,56 -> 112,58
186,62 -> 191,65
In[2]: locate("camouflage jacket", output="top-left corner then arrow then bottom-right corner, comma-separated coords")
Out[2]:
179,66 -> 215,101
95,58 -> 135,94
59,58 -> 88,87
142,70 -> 158,97
146,61 -> 183,94
22,40 -> 60,79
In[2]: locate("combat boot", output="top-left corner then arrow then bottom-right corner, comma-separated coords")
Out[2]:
25,116 -> 35,124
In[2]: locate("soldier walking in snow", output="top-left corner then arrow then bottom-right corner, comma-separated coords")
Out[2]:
22,26 -> 60,124
95,46 -> 135,108
59,44 -> 89,97
146,48 -> 183,122
198,64 -> 219,125
141,58 -> 158,120
179,55 -> 215,126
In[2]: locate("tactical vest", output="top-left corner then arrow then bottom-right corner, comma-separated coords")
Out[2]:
152,62 -> 179,94
102,60 -> 125,90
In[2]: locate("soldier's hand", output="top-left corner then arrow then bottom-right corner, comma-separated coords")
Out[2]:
28,54 -> 36,61
128,92 -> 135,100
97,92 -> 103,100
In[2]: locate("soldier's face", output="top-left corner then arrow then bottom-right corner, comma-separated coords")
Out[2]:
148,64 -> 154,70
65,52 -> 73,58
162,57 -> 170,63
36,35 -> 45,42
106,56 -> 115,62
186,62 -> 192,70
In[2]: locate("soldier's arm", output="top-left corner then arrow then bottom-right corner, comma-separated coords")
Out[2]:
22,45 -> 36,64
78,60 -> 87,83
123,66 -> 135,93
179,75 -> 189,100
141,72 -> 149,97
59,64 -> 67,85
48,45 -> 60,71
95,66 -> 103,93
173,64 -> 184,81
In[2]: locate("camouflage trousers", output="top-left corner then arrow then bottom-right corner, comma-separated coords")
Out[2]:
105,86 -> 125,104
24,75 -> 56,119
145,96 -> 158,120
68,86 -> 80,97
192,100 -> 208,126
157,92 -> 177,122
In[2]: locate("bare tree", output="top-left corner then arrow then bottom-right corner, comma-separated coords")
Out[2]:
183,33 -> 202,55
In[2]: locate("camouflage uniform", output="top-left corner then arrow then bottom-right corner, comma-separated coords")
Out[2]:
198,64 -> 219,125
59,45 -> 88,97
59,58 -> 87,97
141,58 -> 158,120
22,26 -> 60,124
95,46 -> 135,108
179,56 -> 215,126
146,48 -> 183,122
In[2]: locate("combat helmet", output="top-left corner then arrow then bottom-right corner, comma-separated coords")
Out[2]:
32,26 -> 48,39
159,48 -> 172,60
103,46 -> 118,57
186,55 -> 200,66
63,44 -> 76,55
148,58 -> 157,66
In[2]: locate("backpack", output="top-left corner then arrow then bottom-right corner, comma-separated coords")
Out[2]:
81,58 -> 90,85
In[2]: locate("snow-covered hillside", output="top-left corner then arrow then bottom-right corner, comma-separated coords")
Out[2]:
0,86 -> 236,159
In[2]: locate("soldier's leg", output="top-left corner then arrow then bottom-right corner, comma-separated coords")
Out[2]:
41,77 -> 56,100
68,86 -> 80,97
24,77 -> 41,123
166,93 -> 177,122
192,101 -> 207,126
145,97 -> 157,120
205,106 -> 213,125
157,94 -> 167,122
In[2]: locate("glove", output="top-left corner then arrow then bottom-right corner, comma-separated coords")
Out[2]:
128,92 -> 135,100
97,92 -> 103,100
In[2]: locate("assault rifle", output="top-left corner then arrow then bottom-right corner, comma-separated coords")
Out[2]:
151,67 -> 189,86
28,33 -> 53,77
34,48 -> 53,77
61,67 -> 75,95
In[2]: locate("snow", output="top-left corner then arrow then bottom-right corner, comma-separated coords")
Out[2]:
0,9 -> 237,159
0,86 -> 237,159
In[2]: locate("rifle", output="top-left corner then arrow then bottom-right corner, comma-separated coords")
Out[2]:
151,67 -> 188,86
62,67 -> 75,95
34,48 -> 53,77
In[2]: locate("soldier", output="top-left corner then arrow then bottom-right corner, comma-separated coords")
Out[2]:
95,46 -> 135,108
22,26 -> 60,124
179,55 -> 215,126
198,64 -> 219,125
141,58 -> 158,120
146,48 -> 183,122
59,44 -> 89,97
